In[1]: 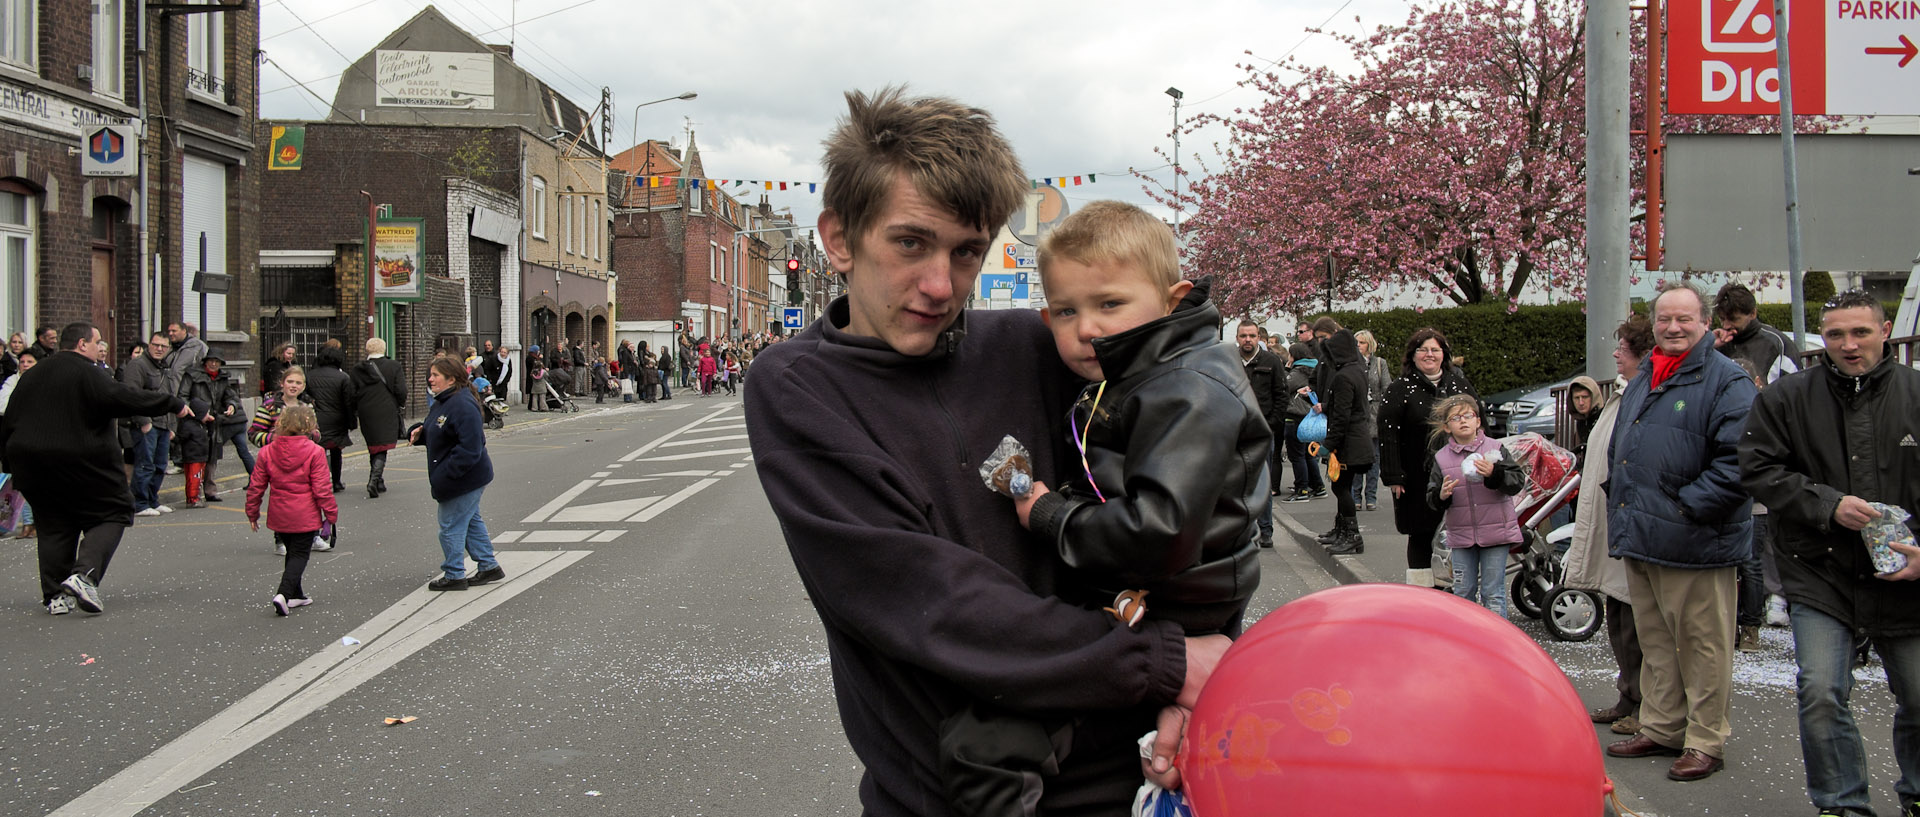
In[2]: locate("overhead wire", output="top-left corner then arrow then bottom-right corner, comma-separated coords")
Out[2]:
275,2 -> 441,129
259,54 -> 512,180
435,0 -> 603,104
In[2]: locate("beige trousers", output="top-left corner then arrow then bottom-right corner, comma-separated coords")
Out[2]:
1625,559 -> 1737,758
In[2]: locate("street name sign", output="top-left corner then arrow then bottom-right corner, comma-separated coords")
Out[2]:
1669,0 -> 1920,114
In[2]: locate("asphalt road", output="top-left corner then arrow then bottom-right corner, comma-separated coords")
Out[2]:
2,388 -> 1907,816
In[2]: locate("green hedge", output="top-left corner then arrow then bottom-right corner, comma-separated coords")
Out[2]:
1314,302 -> 1589,396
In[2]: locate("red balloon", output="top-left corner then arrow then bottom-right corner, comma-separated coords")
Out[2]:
1179,584 -> 1608,815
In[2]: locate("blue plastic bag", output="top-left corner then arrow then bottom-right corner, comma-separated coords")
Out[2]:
1296,391 -> 1327,443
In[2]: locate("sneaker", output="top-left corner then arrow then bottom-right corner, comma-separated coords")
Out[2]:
183,500 -> 206,509
312,538 -> 332,552
1279,492 -> 1312,503
271,594 -> 289,617
204,492 -> 223,502
155,504 -> 175,514
1738,624 -> 1762,652
46,596 -> 73,616
165,464 -> 181,475
427,576 -> 469,591
1310,489 -> 1329,499
274,542 -> 287,556
135,508 -> 162,518
286,597 -> 313,609
468,566 -> 507,586
60,574 -> 103,614
1767,595 -> 1791,627
1364,502 -> 1379,511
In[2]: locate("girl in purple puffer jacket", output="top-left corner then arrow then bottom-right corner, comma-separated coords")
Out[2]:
1425,393 -> 1525,618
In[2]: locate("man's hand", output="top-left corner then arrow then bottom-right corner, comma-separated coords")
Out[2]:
1143,705 -> 1189,789
1179,634 -> 1231,709
1014,480 -> 1050,530
1390,484 -> 1405,499
1712,327 -> 1735,348
1877,539 -> 1920,581
1835,496 -> 1882,531
138,422 -> 152,434
176,405 -> 194,418
223,406 -> 235,417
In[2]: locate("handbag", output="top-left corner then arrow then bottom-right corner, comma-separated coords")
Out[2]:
620,377 -> 636,396
1296,392 -> 1328,443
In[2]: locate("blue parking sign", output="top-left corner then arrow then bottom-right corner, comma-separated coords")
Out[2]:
783,308 -> 804,329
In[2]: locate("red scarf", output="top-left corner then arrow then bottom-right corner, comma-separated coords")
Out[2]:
1648,347 -> 1686,390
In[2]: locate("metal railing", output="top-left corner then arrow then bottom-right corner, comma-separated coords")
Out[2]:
260,267 -> 337,310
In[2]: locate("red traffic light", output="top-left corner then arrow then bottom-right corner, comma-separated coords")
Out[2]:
786,258 -> 801,272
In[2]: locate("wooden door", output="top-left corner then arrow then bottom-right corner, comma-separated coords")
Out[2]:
91,249 -> 114,347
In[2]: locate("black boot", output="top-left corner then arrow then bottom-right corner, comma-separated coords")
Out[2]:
1326,517 -> 1365,555
1317,522 -> 1341,545
367,452 -> 387,498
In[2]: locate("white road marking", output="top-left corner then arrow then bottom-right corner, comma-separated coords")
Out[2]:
635,447 -> 754,462
641,470 -> 716,477
551,496 -> 662,523
517,530 -> 600,543
49,550 -> 590,817
588,530 -> 624,543
700,421 -> 746,430
628,479 -> 720,522
595,478 -> 658,487
618,405 -> 738,462
521,479 -> 600,524
658,433 -> 750,448
591,471 -> 611,477
730,462 -> 749,469
492,530 -> 524,543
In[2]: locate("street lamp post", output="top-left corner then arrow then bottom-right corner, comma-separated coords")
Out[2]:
627,92 -> 698,203
1166,87 -> 1183,236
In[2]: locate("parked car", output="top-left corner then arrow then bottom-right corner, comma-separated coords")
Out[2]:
1483,368 -> 1584,441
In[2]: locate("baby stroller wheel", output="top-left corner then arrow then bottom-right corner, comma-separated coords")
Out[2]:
1511,572 -> 1547,619
488,417 -> 504,430
1543,586 -> 1604,642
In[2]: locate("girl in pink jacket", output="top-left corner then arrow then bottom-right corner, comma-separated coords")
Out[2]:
245,405 -> 338,616
1425,393 -> 1525,618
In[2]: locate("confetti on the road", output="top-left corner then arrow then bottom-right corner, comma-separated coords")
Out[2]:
79,654 -> 95,666
382,716 -> 417,726
585,791 -> 601,796
341,636 -> 361,646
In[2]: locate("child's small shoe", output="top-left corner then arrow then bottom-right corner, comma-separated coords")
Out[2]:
271,594 -> 289,617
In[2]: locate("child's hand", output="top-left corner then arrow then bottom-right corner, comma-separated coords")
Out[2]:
249,519 -> 259,531
1439,476 -> 1460,500
1014,480 -> 1051,530
1473,457 -> 1496,477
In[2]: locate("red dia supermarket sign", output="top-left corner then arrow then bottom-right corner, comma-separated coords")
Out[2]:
1669,0 -> 1920,114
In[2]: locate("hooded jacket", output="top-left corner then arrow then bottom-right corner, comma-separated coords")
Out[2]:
1320,330 -> 1376,466
1739,344 -> 1920,636
1566,375 -> 1604,469
1604,334 -> 1757,568
245,434 -> 336,533
1026,297 -> 1267,634
746,298 -> 1185,817
1564,375 -> 1632,602
1719,318 -> 1799,385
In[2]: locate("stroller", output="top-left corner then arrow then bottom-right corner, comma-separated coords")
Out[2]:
534,371 -> 579,413
1432,432 -> 1595,638
472,376 -> 509,430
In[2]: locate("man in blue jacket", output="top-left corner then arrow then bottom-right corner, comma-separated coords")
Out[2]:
1602,283 -> 1758,782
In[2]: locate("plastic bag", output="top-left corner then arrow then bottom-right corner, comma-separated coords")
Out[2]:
1498,432 -> 1577,494
977,436 -> 1034,498
1865,502 -> 1915,575
1296,392 -> 1327,443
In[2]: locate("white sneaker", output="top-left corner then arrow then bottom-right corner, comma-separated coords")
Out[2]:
1766,595 -> 1790,627
135,508 -> 162,518
46,596 -> 73,615
286,597 -> 313,609
165,464 -> 181,475
155,505 -> 175,514
312,539 -> 332,552
274,542 -> 286,556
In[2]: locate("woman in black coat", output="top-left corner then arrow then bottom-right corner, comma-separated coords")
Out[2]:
1376,327 -> 1476,587
348,337 -> 406,498
304,344 -> 357,492
1319,329 -> 1377,554
261,343 -> 296,396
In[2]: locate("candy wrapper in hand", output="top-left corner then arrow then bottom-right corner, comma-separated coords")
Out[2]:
1460,451 -> 1490,483
1865,502 -> 1915,575
978,435 -> 1034,499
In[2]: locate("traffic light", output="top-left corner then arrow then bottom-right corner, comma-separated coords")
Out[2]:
786,258 -> 801,273
786,257 -> 803,304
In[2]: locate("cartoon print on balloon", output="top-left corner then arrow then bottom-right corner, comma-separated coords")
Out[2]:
1290,684 -> 1354,745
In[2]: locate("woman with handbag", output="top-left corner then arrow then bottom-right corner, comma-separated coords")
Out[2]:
349,338 -> 406,498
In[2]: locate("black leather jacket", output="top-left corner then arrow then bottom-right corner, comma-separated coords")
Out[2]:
1027,298 -> 1266,634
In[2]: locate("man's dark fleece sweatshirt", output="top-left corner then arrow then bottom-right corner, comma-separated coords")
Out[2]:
745,297 -> 1188,817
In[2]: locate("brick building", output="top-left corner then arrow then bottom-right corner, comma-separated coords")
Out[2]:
0,0 -> 259,376
255,6 -> 610,401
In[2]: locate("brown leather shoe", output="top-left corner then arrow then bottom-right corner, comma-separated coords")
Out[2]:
1590,705 -> 1630,723
1606,734 -> 1682,758
1667,748 -> 1725,781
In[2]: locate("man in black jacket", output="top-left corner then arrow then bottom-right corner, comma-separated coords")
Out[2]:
2,322 -> 189,614
1237,319 -> 1287,547
745,88 -> 1224,817
1739,290 -> 1920,817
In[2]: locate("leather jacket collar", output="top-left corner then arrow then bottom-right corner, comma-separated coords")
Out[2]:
1089,299 -> 1222,383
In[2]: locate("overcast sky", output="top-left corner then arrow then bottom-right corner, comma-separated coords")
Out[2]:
259,0 -> 1412,231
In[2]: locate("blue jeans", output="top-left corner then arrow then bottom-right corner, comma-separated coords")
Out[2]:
1450,544 -> 1510,618
1791,603 -> 1920,814
220,424 -> 255,479
131,426 -> 171,511
436,487 -> 499,580
659,368 -> 673,398
1350,439 -> 1382,505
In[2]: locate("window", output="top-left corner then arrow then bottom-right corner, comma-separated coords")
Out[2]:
560,192 -> 571,254
575,196 -> 585,258
186,0 -> 225,103
709,241 -> 718,281
0,189 -> 35,337
92,0 -> 124,98
1,0 -> 34,70
529,176 -> 547,240
688,184 -> 703,215
181,156 -> 228,332
590,200 -> 600,260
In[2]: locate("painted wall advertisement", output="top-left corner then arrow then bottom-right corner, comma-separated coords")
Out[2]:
374,50 -> 496,109
372,218 -> 424,301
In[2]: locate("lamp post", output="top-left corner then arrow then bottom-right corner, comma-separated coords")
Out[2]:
629,92 -> 698,183
1166,87 -> 1183,236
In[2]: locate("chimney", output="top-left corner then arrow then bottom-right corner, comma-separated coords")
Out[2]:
486,43 -> 513,59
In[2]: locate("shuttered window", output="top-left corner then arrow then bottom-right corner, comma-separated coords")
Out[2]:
0,189 -> 35,336
181,156 -> 228,332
